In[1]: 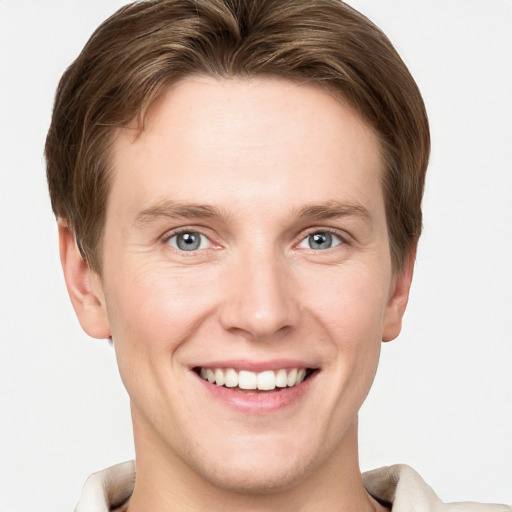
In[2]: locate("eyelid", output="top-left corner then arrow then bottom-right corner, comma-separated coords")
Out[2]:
161,226 -> 220,252
168,232 -> 210,251
159,225 -> 352,253
294,227 -> 352,249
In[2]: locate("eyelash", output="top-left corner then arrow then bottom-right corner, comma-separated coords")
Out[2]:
162,226 -> 350,255
163,228 -> 217,255
295,228 -> 348,251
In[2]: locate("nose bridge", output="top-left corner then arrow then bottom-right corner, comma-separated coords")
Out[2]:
219,242 -> 298,339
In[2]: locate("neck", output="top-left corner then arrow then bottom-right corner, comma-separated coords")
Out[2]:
126,411 -> 386,512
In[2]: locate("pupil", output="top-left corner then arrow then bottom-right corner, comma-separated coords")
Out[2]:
310,232 -> 332,250
177,232 -> 200,251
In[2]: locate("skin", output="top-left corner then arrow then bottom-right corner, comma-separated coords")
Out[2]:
60,77 -> 414,511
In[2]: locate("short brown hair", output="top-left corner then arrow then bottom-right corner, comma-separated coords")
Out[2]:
45,0 -> 430,272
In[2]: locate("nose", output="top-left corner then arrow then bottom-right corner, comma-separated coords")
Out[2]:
218,246 -> 300,341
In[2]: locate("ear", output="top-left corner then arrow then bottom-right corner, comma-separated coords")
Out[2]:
58,223 -> 111,339
382,251 -> 415,342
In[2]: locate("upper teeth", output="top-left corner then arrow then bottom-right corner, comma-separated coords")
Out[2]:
199,367 -> 307,390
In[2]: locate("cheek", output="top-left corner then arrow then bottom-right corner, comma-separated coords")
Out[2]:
309,265 -> 389,392
102,265 -> 220,418
103,263 -> 222,368
306,264 -> 390,341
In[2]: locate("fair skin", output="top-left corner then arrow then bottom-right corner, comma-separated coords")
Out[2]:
60,77 -> 413,511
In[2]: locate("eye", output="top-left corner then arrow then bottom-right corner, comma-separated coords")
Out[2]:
298,231 -> 343,251
167,231 -> 211,252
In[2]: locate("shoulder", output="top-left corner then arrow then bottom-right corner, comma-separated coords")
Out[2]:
74,460 -> 135,512
74,461 -> 510,512
363,465 -> 512,512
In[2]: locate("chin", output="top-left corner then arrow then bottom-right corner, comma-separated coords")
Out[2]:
178,425 -> 337,496
193,453 -> 311,495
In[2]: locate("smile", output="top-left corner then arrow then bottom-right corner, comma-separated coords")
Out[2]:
196,367 -> 315,391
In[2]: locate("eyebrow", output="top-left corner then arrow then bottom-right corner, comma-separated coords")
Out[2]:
132,199 -> 373,228
133,200 -> 221,227
295,200 -> 373,226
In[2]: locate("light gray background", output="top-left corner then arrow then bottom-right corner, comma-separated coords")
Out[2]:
0,1 -> 511,510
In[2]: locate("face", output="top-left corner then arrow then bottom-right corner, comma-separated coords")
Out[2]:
68,77 -> 412,494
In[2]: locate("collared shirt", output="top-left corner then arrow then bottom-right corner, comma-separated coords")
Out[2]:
74,461 -> 511,512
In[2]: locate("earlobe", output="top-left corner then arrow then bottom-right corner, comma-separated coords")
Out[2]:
58,223 -> 111,339
382,251 -> 415,342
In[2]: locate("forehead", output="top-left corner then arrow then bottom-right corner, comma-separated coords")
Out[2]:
108,76 -> 384,222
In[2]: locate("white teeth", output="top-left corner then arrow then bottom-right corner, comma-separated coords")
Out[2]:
275,368 -> 288,388
214,368 -> 225,387
238,370 -> 257,390
257,370 -> 276,391
287,368 -> 298,387
198,367 -> 311,390
224,368 -> 238,388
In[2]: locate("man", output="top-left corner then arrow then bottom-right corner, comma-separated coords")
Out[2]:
44,0 -> 510,510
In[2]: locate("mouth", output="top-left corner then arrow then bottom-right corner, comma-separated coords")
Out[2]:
194,366 -> 318,393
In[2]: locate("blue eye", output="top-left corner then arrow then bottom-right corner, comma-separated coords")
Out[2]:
298,231 -> 343,250
168,231 -> 210,251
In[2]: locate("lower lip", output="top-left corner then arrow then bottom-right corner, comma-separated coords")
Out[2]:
194,372 -> 316,413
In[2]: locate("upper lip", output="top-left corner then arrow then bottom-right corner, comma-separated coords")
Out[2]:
191,359 -> 317,372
